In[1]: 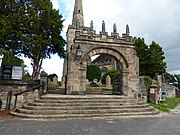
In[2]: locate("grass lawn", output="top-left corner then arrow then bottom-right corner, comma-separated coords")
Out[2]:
149,98 -> 180,113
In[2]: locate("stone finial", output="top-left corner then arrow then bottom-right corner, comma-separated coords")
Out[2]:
126,24 -> 130,35
90,20 -> 93,31
113,23 -> 117,33
102,20 -> 106,32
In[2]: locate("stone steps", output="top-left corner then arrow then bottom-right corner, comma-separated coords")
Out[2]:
40,95 -> 132,100
34,99 -> 139,103
28,102 -> 145,107
22,104 -> 149,110
10,94 -> 159,119
10,111 -> 159,119
15,108 -> 152,115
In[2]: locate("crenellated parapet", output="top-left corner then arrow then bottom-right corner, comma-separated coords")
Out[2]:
68,20 -> 134,45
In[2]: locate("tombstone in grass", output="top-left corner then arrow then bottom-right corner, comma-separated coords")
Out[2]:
106,75 -> 111,88
53,76 -> 58,86
90,79 -> 98,87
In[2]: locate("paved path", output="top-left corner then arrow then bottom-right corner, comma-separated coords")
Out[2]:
0,116 -> 179,135
0,105 -> 180,135
171,103 -> 180,114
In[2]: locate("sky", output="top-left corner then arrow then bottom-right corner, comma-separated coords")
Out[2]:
23,0 -> 180,80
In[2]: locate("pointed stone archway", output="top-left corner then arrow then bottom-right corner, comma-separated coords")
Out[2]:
61,0 -> 139,96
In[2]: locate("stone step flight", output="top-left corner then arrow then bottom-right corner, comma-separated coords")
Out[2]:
10,94 -> 159,119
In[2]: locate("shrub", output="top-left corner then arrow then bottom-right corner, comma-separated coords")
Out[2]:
86,65 -> 101,82
101,70 -> 120,84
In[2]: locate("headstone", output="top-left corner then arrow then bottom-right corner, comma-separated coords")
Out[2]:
106,75 -> 111,88
93,79 -> 98,84
53,76 -> 58,85
90,79 -> 98,87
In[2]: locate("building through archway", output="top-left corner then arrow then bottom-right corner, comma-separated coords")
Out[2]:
62,0 -> 139,96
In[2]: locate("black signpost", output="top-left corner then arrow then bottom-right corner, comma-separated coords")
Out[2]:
1,65 -> 23,80
1,65 -> 12,80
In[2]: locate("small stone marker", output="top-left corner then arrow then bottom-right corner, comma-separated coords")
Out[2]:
106,75 -> 111,88
53,76 -> 58,85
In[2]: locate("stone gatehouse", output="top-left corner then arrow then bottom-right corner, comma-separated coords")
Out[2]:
62,0 -> 139,96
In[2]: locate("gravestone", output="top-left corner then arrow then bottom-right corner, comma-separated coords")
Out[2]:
90,79 -> 98,87
53,76 -> 58,85
106,75 -> 111,88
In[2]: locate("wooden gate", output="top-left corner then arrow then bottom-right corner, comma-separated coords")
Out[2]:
176,89 -> 180,98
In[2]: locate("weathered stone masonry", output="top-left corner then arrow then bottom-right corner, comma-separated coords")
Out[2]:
62,0 -> 139,96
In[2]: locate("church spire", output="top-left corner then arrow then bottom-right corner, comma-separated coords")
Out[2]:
72,0 -> 84,27
126,24 -> 130,35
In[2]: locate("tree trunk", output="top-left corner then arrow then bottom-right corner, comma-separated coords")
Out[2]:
31,59 -> 43,80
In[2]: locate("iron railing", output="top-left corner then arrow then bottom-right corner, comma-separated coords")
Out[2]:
13,83 -> 45,109
0,88 -> 2,110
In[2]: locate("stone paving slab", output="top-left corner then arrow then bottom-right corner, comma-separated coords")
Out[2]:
170,103 -> 180,114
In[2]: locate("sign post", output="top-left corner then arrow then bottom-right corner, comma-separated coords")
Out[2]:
1,65 -> 23,80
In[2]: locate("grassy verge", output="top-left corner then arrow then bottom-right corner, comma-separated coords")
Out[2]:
149,102 -> 170,112
149,98 -> 180,113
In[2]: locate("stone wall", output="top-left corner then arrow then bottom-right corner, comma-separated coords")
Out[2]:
161,83 -> 176,98
139,76 -> 177,99
0,80 -> 40,110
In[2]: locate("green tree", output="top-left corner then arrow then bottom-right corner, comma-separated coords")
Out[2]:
134,38 -> 149,75
147,41 -> 167,78
135,39 -> 166,78
87,65 -> 101,82
101,70 -> 120,84
0,0 -> 66,80
0,0 -> 22,54
164,72 -> 176,84
1,53 -> 23,67
20,0 -> 66,79
144,76 -> 152,102
48,73 -> 58,82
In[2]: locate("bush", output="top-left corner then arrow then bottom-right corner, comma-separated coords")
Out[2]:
101,70 -> 120,84
86,65 -> 101,82
23,72 -> 31,80
1,54 -> 23,66
48,74 -> 58,82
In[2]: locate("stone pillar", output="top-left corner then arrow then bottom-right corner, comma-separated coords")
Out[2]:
79,67 -> 86,95
40,71 -> 48,93
106,75 -> 111,88
122,71 -> 129,96
149,81 -> 159,104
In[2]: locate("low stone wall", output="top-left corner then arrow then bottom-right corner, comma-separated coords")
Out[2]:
0,80 -> 40,110
139,76 -> 177,99
86,87 -> 102,94
86,87 -> 113,95
161,83 -> 176,98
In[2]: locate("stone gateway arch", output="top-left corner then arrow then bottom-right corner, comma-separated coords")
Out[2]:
62,0 -> 139,96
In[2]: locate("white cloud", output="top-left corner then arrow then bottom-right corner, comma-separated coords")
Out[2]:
51,0 -> 60,10
42,55 -> 64,80
23,0 -> 180,79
